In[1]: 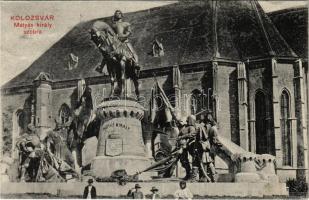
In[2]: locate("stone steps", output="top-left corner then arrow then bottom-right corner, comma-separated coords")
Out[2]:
0,182 -> 288,198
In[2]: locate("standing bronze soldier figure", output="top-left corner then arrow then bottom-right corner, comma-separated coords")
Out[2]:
177,115 -> 196,180
204,113 -> 220,182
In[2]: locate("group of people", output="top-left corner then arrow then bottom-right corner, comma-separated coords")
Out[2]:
15,123 -> 77,182
83,178 -> 193,199
174,113 -> 220,182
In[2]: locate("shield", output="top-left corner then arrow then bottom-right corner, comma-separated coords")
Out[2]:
106,138 -> 123,156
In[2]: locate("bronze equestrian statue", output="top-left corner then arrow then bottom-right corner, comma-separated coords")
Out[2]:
90,10 -> 140,98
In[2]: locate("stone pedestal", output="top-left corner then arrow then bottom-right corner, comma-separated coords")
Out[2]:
256,154 -> 279,183
235,153 -> 260,182
82,137 -> 98,167
91,99 -> 151,178
234,153 -> 279,183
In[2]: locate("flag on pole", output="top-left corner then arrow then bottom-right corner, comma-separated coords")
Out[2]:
149,79 -> 176,125
149,85 -> 157,123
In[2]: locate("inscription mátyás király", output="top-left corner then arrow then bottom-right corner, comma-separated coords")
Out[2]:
102,121 -> 130,130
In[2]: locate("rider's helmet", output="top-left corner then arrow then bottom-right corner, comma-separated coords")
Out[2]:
186,115 -> 196,126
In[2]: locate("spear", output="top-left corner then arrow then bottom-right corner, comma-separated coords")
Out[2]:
136,149 -> 181,174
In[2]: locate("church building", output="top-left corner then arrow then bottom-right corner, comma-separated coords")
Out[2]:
1,1 -> 308,182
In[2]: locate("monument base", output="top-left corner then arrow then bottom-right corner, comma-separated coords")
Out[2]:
235,172 -> 261,182
93,99 -> 151,180
91,156 -> 152,179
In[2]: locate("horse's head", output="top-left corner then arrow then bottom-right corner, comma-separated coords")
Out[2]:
90,29 -> 115,55
89,29 -> 104,47
90,21 -> 116,56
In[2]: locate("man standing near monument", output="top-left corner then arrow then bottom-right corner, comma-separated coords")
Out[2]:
83,178 -> 97,199
149,186 -> 160,199
174,181 -> 193,200
111,10 -> 140,72
127,183 -> 144,199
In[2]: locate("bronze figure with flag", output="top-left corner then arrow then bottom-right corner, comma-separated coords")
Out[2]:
145,78 -> 215,181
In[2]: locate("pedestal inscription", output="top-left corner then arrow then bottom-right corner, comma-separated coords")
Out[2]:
91,99 -> 151,178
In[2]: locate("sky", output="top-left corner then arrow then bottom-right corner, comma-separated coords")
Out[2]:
1,1 -> 307,86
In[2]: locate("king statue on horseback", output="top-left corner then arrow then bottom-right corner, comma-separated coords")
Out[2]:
90,10 -> 141,98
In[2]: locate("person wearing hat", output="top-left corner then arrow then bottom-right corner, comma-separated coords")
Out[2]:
174,181 -> 193,200
83,178 -> 97,199
127,183 -> 144,199
149,186 -> 160,199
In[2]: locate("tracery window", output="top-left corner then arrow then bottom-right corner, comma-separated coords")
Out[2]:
255,90 -> 274,155
190,89 -> 206,118
280,90 -> 292,166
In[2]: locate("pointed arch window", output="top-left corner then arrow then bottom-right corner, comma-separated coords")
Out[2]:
15,109 -> 26,135
255,90 -> 275,155
280,90 -> 292,166
59,104 -> 71,124
190,89 -> 206,117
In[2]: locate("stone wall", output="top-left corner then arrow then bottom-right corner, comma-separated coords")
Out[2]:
2,59 -> 308,182
247,61 -> 273,153
304,61 -> 309,181
181,70 -> 207,116
217,64 -> 239,143
1,91 -> 32,154
275,61 -> 297,170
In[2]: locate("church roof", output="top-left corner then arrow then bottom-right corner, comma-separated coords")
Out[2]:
2,0 -> 297,89
268,7 -> 308,60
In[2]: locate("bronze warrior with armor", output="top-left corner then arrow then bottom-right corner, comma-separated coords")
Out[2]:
112,10 -> 140,71
177,115 -> 197,180
204,113 -> 220,182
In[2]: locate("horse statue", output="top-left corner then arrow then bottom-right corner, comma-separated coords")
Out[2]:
90,21 -> 140,98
